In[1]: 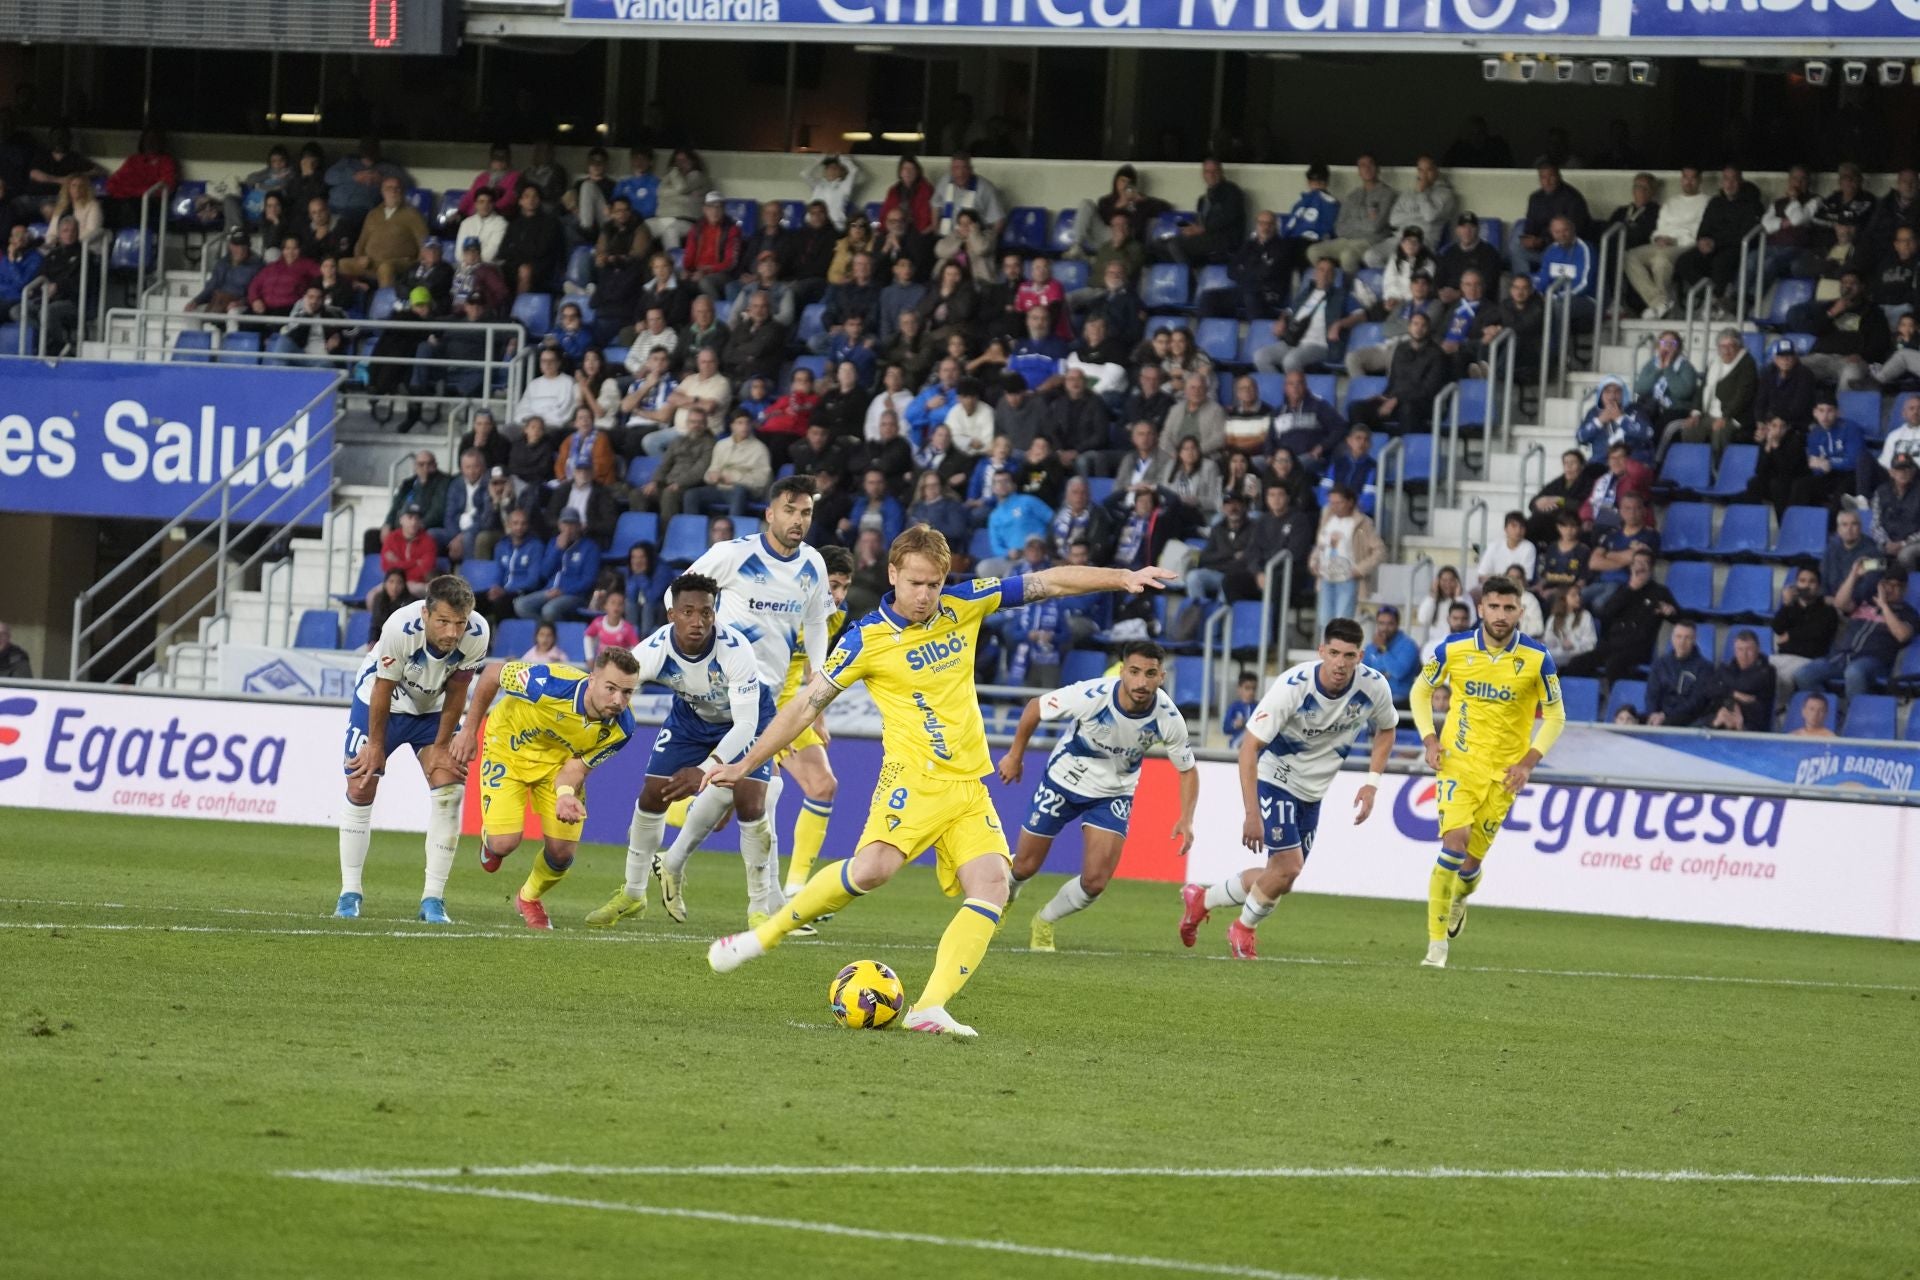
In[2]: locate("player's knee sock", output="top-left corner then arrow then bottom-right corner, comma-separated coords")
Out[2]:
753,857 -> 864,950
1006,870 -> 1031,904
1239,889 -> 1278,931
739,812 -> 777,915
520,847 -> 572,902
422,785 -> 461,899
663,795 -> 693,829
1427,852 -> 1462,942
1203,877 -> 1248,911
787,796 -> 834,893
916,898 -> 1001,1010
338,798 -> 373,895
625,805 -> 666,899
662,785 -> 732,878
1457,864 -> 1483,899
1037,877 -> 1097,924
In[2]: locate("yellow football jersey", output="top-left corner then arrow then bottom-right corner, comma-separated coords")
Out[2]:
1416,628 -> 1566,772
779,607 -> 846,703
820,577 -> 1021,780
484,661 -> 636,774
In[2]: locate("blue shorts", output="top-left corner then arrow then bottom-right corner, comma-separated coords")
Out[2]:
645,691 -> 777,784
1257,780 -> 1320,858
1022,779 -> 1134,840
343,698 -> 441,776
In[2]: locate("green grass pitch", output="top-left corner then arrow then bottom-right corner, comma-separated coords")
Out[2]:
3,807 -> 1916,1279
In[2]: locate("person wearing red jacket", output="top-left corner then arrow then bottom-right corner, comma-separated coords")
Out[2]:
1579,442 -> 1654,525
682,192 -> 741,301
103,129 -> 178,227
247,237 -> 322,314
757,367 -> 820,469
879,155 -> 935,234
368,506 -> 438,610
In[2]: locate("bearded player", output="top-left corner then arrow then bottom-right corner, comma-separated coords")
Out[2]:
1179,619 -> 1397,958
996,641 -> 1198,953
706,525 -> 1173,1037
1409,576 -> 1565,968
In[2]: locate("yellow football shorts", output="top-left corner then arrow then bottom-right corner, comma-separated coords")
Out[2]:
856,761 -> 1010,897
478,751 -> 585,842
1435,763 -> 1516,860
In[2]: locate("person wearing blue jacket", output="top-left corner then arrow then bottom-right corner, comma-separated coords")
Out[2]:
436,449 -> 497,562
903,358 -> 964,440
514,510 -> 601,622
0,225 -> 44,319
1798,396 -> 1865,507
612,148 -> 660,220
1362,604 -> 1422,706
1644,620 -> 1715,726
480,508 -> 547,622
1577,377 -> 1654,465
845,467 -> 906,548
1534,214 -> 1595,332
982,470 -> 1052,572
1279,163 -> 1341,279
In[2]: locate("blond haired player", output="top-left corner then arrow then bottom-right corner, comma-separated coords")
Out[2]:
450,649 -> 641,929
705,525 -> 1173,1037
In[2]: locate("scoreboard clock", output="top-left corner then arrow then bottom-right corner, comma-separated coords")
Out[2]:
5,0 -> 460,56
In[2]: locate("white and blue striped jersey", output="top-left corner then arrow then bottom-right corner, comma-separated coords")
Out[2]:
1037,678 -> 1196,799
683,534 -> 831,690
633,622 -> 766,728
353,600 -> 491,716
1246,660 -> 1398,801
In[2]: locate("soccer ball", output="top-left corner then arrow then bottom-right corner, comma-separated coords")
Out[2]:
829,960 -> 904,1030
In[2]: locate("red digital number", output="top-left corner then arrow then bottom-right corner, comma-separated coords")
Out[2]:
368,0 -> 399,48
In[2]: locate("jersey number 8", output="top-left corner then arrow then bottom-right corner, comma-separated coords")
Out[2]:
887,787 -> 908,811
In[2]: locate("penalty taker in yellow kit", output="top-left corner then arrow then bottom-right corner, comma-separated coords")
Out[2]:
1408,575 -> 1565,969
704,524 -> 1174,1038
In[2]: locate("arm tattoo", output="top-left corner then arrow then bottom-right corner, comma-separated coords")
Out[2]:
807,681 -> 841,713
1023,575 -> 1055,602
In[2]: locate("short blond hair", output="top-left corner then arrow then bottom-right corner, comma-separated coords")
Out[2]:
888,524 -> 952,575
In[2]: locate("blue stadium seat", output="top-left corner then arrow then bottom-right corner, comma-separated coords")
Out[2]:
1061,648 -> 1108,684
560,296 -> 595,327
1841,694 -> 1898,741
661,514 -> 709,566
612,512 -> 659,558
792,354 -> 826,380
1001,206 -> 1050,255
1660,502 -> 1713,558
339,554 -> 384,604
344,611 -> 372,649
1838,389 -> 1881,440
722,198 -> 756,228
1049,208 -> 1079,254
1606,678 -> 1647,721
1140,264 -> 1191,312
1657,443 -> 1712,495
778,201 -> 805,230
1196,318 -> 1240,364
1169,655 -> 1205,713
511,292 -> 553,334
555,621 -> 589,657
1213,372 -> 1235,405
1742,332 -> 1767,365
1242,372 -> 1283,406
1454,378 -> 1490,432
1149,211 -> 1192,242
167,180 -> 208,227
967,526 -> 994,562
1709,504 -> 1771,559
435,189 -> 464,233
1305,373 -> 1336,403
1705,564 -> 1775,619
1195,264 -> 1233,298
603,345 -> 631,369
108,228 -> 152,271
566,245 -> 595,290
1395,435 -> 1434,502
171,331 -> 213,363
1891,643 -> 1920,696
293,610 -> 339,649
494,618 -> 535,657
625,455 -> 660,489
1143,315 -> 1189,340
1227,600 -> 1266,656
1559,675 -> 1601,723
406,188 -> 435,221
1665,562 -> 1715,615
0,321 -> 31,355
1353,267 -> 1384,301
1341,375 -> 1388,413
1688,623 -> 1720,665
1086,475 -> 1115,505
369,286 -> 401,319
1697,444 -> 1759,499
1051,259 -> 1088,292
1480,217 -> 1505,252
219,330 -> 262,364
734,517 -> 760,539
796,302 -> 827,344
1345,320 -> 1385,352
461,560 -> 502,594
1756,277 -> 1814,328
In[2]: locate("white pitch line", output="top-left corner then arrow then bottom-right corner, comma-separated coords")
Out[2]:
4,907 -> 1915,996
278,1163 -> 1920,1188
291,1172 -> 1359,1280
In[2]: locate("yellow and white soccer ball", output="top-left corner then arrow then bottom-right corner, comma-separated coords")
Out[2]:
828,959 -> 905,1030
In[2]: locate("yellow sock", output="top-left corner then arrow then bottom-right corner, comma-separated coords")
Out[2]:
1427,858 -> 1459,942
664,796 -> 692,829
1457,864 -> 1483,900
787,798 -> 833,890
754,857 -> 862,950
915,898 -> 1001,1011
520,848 -> 570,902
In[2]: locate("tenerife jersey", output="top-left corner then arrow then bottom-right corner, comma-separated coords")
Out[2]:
353,601 -> 491,716
821,576 -> 1025,780
684,534 -> 831,689
1038,678 -> 1196,799
1247,661 -> 1399,801
780,606 -> 847,703
633,621 -> 768,763
483,662 -> 637,772
1416,627 -> 1565,771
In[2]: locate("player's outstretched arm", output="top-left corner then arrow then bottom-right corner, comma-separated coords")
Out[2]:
451,663 -> 504,766
996,697 -> 1043,785
1237,729 -> 1264,853
708,671 -> 840,790
1022,564 -> 1177,602
1354,730 -> 1394,824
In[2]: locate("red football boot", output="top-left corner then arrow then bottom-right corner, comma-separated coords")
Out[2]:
1227,919 -> 1258,959
512,893 -> 552,930
1178,883 -> 1210,948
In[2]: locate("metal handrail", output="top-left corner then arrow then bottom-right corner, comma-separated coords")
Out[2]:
79,226 -> 111,346
1435,381 -> 1463,508
1537,277 -> 1573,413
1591,221 -> 1626,355
71,374 -> 342,681
1483,327 -> 1515,451
1681,277 -> 1716,382
19,277 -> 50,355
1733,220 -> 1770,330
1518,443 -> 1547,512
1380,437 -> 1407,564
1254,549 -> 1295,684
1554,276 -> 1579,399
135,182 -> 170,308
262,557 -> 293,645
1408,553 -> 1435,610
1197,601 -> 1232,749
1604,226 -> 1629,348
1458,498 -> 1489,588
323,502 -> 358,601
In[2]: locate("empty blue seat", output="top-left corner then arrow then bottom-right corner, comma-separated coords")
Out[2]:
612,511 -> 660,558
1698,444 -> 1759,499
1742,332 -> 1767,365
1345,320 -> 1386,352
1196,318 -> 1240,364
1705,564 -> 1776,619
1195,264 -> 1233,298
293,609 -> 339,649
1841,694 -> 1899,741
406,188 -> 435,221
0,321 -> 31,356
1061,648 -> 1108,685
219,330 -> 263,364
369,286 -> 401,319
511,292 -> 553,334
1149,211 -> 1191,242
171,331 -> 214,362
1891,643 -> 1920,696
1141,264 -> 1191,312
494,618 -> 536,657
1665,562 -> 1715,614
625,455 -> 660,489
661,514 -> 710,565
1838,389 -> 1881,439
435,189 -> 464,232
555,621 -> 589,656
1454,378 -> 1490,432
1709,504 -> 1771,558
1657,443 -> 1712,494
462,560 -> 503,594
339,554 -> 384,604
792,354 -> 826,380
1086,475 -> 1115,505
1305,373 -> 1336,403
795,302 -> 827,344
967,526 -> 994,561
1049,208 -> 1079,254
108,228 -> 152,271
1169,655 -> 1206,712
1227,600 -> 1266,655
1353,267 -> 1385,301
778,200 -> 805,230
1398,435 -> 1435,492
1000,206 -> 1050,254
1559,675 -> 1601,723
1480,217 -> 1505,252
1606,678 -> 1647,721
1341,375 -> 1388,412
344,611 -> 372,649
1051,259 -> 1088,292
1757,277 -> 1814,328
1661,502 -> 1713,558
1689,623 -> 1720,664
722,197 -> 756,228
167,180 -> 208,226
566,245 -> 595,289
